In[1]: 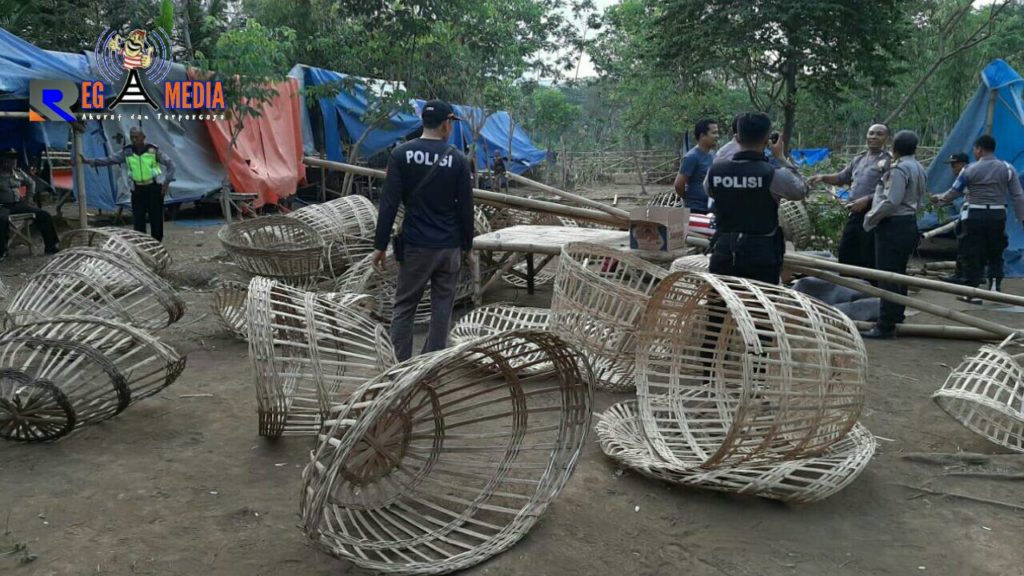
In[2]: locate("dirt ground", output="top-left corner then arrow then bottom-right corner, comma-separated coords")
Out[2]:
2,199 -> 1024,576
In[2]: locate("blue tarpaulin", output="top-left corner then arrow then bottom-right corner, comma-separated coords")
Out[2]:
791,147 -> 831,167
301,65 -> 546,174
924,59 -> 1024,277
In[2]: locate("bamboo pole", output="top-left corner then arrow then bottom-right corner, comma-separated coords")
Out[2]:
507,173 -> 630,219
72,128 -> 88,230
852,321 -> 997,341
786,252 -> 1024,308
303,156 -> 627,228
788,264 -> 1014,338
922,220 -> 957,239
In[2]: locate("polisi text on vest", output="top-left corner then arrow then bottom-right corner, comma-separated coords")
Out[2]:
406,150 -> 454,167
712,176 -> 765,188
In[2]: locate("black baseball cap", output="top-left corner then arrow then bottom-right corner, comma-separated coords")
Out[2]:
421,100 -> 461,124
945,152 -> 969,164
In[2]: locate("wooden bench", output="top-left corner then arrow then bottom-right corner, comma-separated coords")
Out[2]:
220,188 -> 259,222
7,213 -> 36,256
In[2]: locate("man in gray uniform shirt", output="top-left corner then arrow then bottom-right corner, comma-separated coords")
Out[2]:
934,134 -> 1024,295
810,124 -> 891,268
861,130 -> 927,339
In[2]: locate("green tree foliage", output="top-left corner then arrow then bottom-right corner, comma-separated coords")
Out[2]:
528,86 -> 581,146
10,0 -> 160,52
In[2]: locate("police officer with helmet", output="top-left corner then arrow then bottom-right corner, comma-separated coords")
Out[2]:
706,112 -> 809,284
81,126 -> 175,242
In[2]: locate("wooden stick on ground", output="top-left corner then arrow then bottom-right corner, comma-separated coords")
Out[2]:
852,321 -> 999,341
788,264 -> 1016,338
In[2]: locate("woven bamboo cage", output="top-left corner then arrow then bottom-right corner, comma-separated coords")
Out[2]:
450,304 -> 553,374
668,254 -> 711,272
779,200 -> 813,250
473,205 -> 492,236
212,280 -> 249,339
635,271 -> 868,469
0,316 -> 186,442
501,213 -> 579,289
218,216 -> 325,287
246,277 -> 396,439
289,196 -> 379,277
300,330 -> 593,575
933,335 -> 1024,453
0,277 -> 8,299
61,227 -> 172,274
551,242 -> 669,391
3,248 -> 185,330
647,191 -> 678,208
596,401 -> 876,503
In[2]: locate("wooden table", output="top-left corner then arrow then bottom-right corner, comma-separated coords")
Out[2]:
471,225 -> 691,304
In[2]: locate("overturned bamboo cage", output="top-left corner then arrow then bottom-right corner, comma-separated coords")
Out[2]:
246,277 -> 395,439
450,304 -> 554,374
61,227 -> 172,274
668,254 -> 711,273
288,196 -> 379,277
300,330 -> 593,575
3,248 -> 185,330
596,400 -> 876,503
551,242 -> 668,392
779,200 -> 813,250
635,271 -> 868,468
933,335 -> 1024,453
212,280 -> 249,339
218,216 -> 325,287
0,316 -> 186,442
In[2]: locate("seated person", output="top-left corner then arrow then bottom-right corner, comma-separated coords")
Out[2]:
0,149 -> 60,259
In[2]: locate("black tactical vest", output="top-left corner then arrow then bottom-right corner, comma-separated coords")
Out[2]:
707,150 -> 777,234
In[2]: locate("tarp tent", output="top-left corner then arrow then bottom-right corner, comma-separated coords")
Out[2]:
925,59 -> 1024,277
287,65 -> 317,156
446,104 -> 547,175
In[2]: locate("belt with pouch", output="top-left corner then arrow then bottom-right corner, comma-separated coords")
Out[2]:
965,204 -> 1005,210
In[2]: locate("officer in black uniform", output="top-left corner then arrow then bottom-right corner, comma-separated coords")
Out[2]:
706,112 -> 809,284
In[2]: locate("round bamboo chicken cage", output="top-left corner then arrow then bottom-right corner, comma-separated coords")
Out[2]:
288,196 -> 379,277
550,242 -> 668,392
300,330 -> 593,575
0,316 -> 186,442
450,304 -> 554,374
218,216 -> 325,287
668,254 -> 711,273
3,248 -> 185,330
933,335 -> 1024,453
246,277 -> 395,439
596,400 -> 876,503
635,271 -> 868,468
61,226 -> 172,274
779,199 -> 813,250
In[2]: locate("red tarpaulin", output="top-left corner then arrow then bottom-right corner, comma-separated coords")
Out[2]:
199,76 -> 305,207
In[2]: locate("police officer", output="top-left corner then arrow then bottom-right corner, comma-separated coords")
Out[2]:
935,152 -> 970,286
706,112 -> 809,284
808,124 -> 891,268
934,135 -> 1024,296
861,130 -> 928,339
81,126 -> 175,242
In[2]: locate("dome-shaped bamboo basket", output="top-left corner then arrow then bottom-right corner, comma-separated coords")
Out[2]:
636,271 -> 868,469
218,216 -> 325,287
596,401 -> 876,503
300,330 -> 594,575
246,277 -> 395,439
779,199 -> 812,250
3,248 -> 185,330
0,316 -> 186,442
450,304 -> 553,374
551,242 -> 668,392
288,196 -> 379,277
932,335 -> 1024,453
668,254 -> 711,273
61,226 -> 172,274
212,280 -> 249,339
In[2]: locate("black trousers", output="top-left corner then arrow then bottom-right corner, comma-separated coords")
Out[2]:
958,211 -> 1007,287
131,182 -> 164,242
0,201 -> 60,255
838,211 -> 875,269
874,215 -> 919,330
709,229 -> 785,285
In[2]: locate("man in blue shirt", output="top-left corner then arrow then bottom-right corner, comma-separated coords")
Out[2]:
674,118 -> 719,214
373,100 -> 475,361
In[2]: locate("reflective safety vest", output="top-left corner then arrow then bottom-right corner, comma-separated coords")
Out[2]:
125,147 -> 162,183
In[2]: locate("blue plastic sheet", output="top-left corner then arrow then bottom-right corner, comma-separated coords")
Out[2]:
791,147 -> 831,167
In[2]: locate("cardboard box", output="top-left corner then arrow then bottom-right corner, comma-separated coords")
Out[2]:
629,206 -> 689,252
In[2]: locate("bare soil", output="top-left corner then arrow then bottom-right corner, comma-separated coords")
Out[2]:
2,199 -> 1023,576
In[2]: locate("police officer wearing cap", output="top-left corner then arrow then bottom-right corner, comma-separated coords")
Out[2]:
934,135 -> 1024,295
0,148 -> 61,259
861,130 -> 928,339
706,111 -> 809,284
81,126 -> 175,242
373,99 -> 475,362
809,124 -> 891,269
934,152 -> 970,286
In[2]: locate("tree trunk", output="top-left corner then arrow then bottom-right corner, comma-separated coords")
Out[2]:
780,59 -> 797,154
